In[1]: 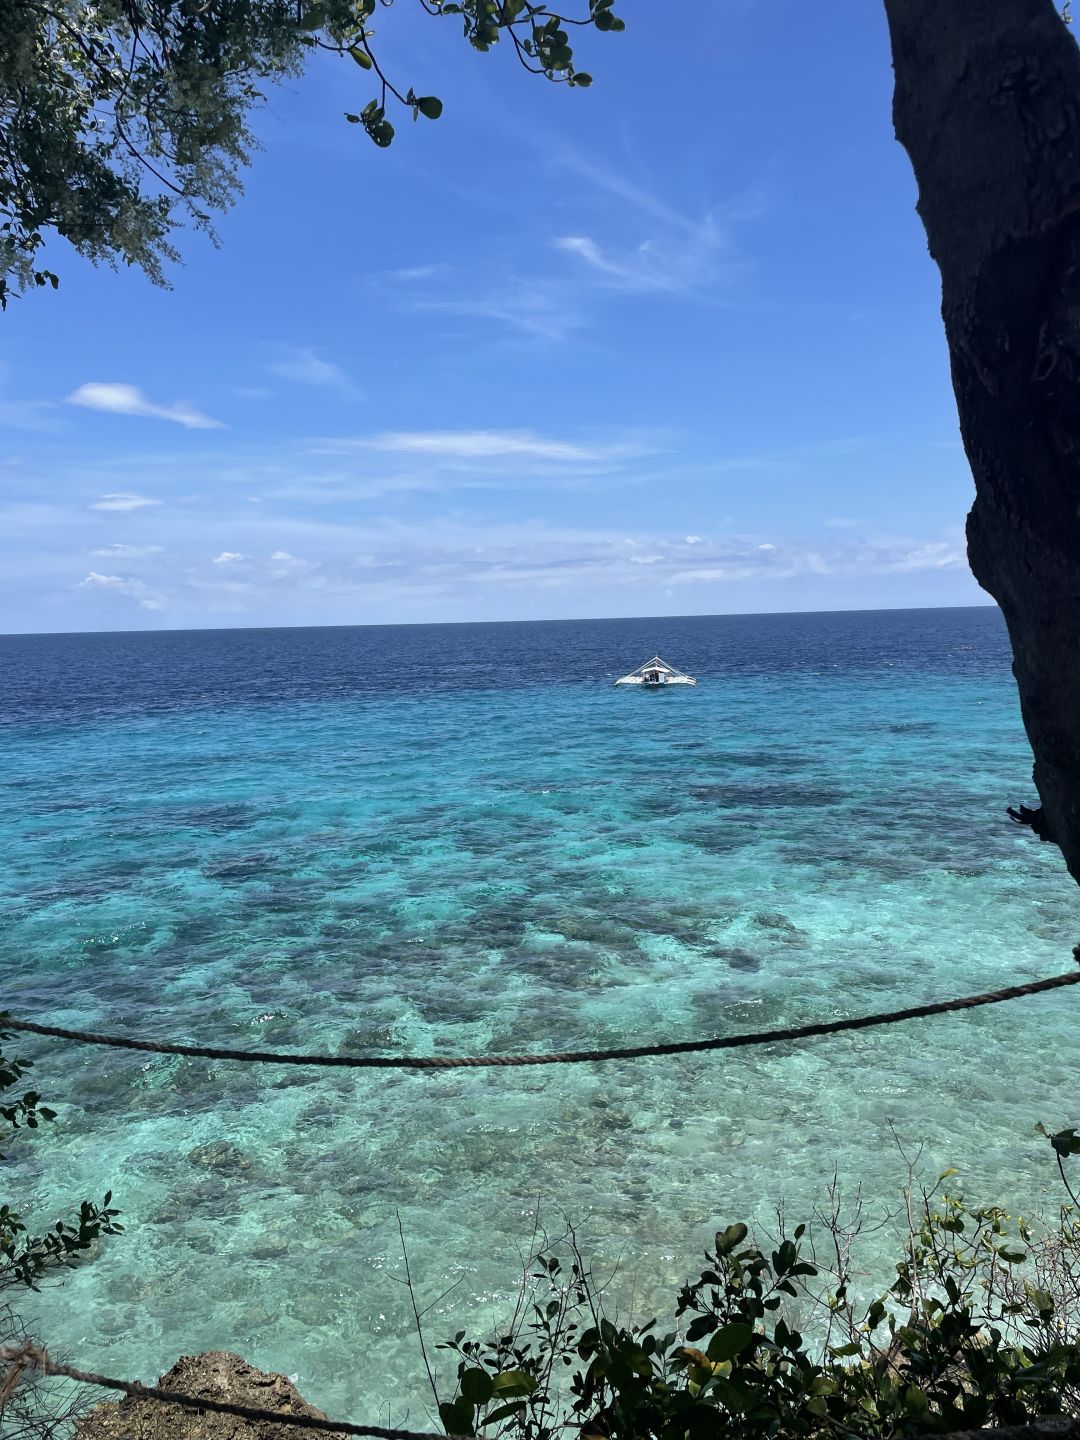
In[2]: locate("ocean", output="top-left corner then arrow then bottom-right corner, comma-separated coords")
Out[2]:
2,607 -> 1078,1422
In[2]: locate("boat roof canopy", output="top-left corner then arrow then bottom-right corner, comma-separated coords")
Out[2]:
626,655 -> 690,679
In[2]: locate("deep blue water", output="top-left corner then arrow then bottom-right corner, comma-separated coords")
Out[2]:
2,607 -> 1078,1423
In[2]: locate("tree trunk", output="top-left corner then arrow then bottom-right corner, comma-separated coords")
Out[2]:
883,0 -> 1080,881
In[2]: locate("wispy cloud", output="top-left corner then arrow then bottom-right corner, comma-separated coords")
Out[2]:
390,150 -> 758,338
268,346 -> 360,397
547,148 -> 760,300
382,263 -> 449,283
414,283 -> 582,342
90,493 -> 162,513
8,506 -> 973,627
356,429 -> 630,463
554,224 -> 737,297
268,549 -> 316,579
68,383 -> 224,430
553,147 -> 694,231
91,543 -> 164,558
77,571 -> 165,609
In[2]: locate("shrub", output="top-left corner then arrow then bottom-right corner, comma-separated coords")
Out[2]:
0,1023 -> 121,1294
434,1147 -> 1080,1439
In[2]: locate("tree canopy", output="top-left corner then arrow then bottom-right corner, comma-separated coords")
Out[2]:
0,0 -> 623,306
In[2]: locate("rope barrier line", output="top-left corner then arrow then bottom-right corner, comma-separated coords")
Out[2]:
0,1344 -> 456,1439
3,970 -> 1079,1071
939,1424 -> 1080,1440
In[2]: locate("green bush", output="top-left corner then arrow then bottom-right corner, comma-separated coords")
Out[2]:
0,1021 -> 121,1292
434,1148 -> 1080,1439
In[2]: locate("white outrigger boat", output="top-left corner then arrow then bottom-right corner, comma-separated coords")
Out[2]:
614,656 -> 697,688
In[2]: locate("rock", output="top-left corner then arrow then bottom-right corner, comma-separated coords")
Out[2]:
711,946 -> 761,973
75,1350 -> 350,1439
186,1141 -> 254,1174
751,911 -> 807,941
250,1234 -> 290,1260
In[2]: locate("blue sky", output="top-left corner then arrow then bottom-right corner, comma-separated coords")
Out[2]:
0,0 -> 986,633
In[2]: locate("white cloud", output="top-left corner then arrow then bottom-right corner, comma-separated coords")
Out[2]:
268,549 -> 316,579
555,235 -> 664,290
351,430 -> 624,463
90,493 -> 162,513
878,540 -> 963,573
18,513 -> 975,628
269,347 -> 359,396
91,543 -> 164,558
212,551 -> 245,565
554,214 -> 739,298
68,382 -> 223,430
685,535 -> 703,545
77,571 -> 164,610
546,154 -> 761,303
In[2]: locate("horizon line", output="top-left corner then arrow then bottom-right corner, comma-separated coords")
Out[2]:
0,600 -> 999,641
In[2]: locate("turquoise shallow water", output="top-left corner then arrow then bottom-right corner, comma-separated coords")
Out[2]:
2,608 -> 1079,1422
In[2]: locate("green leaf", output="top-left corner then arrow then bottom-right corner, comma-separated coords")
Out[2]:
348,45 -> 373,69
715,1223 -> 748,1255
1049,1128 -> 1080,1157
1031,1287 -> 1055,1315
571,72 -> 593,87
460,1369 -> 493,1405
439,1399 -> 475,1436
480,1402 -> 527,1426
490,1370 -> 536,1397
685,1314 -> 717,1342
707,1323 -> 754,1363
416,96 -> 443,119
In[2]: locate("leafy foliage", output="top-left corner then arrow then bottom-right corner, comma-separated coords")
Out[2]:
433,1162 -> 1080,1440
0,1040 -> 56,1157
0,0 -> 623,304
0,1021 -> 121,1293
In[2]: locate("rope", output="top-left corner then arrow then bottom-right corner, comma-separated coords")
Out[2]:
6,1344 -> 1080,1440
0,1344 -> 455,1439
3,970 -> 1078,1071
933,1424 -> 1080,1440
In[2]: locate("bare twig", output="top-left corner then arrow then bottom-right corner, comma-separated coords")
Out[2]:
396,1211 -> 441,1414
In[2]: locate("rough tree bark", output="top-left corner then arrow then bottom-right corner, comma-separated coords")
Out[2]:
883,0 -> 1080,881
